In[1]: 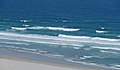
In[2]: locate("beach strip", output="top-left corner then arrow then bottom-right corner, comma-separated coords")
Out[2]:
0,57 -> 112,70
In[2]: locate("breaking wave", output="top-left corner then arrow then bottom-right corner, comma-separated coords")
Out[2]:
10,26 -> 80,32
58,34 -> 120,42
0,32 -> 120,48
58,34 -> 91,39
90,46 -> 120,51
0,32 -> 120,70
0,41 -> 29,45
100,50 -> 119,54
96,30 -> 108,33
11,27 -> 27,31
64,59 -> 119,70
28,26 -> 80,31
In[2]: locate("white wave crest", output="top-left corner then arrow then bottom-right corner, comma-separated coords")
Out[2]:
28,26 -> 80,31
83,55 -> 94,59
101,27 -> 105,29
21,48 -> 38,52
100,50 -> 119,54
91,37 -> 119,42
20,20 -> 31,23
58,34 -> 91,39
96,30 -> 108,33
118,35 -> 120,37
80,55 -> 104,59
64,59 -> 114,69
0,41 -> 29,45
59,34 -> 120,42
114,65 -> 120,68
72,47 -> 81,49
11,27 -> 27,31
90,46 -> 120,51
0,32 -> 120,49
23,24 -> 30,27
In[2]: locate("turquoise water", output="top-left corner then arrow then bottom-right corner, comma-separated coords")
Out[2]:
0,0 -> 120,69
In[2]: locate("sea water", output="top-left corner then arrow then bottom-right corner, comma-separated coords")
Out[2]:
0,0 -> 120,69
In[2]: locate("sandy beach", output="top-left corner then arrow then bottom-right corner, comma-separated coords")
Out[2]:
0,58 -> 78,70
0,57 -> 112,70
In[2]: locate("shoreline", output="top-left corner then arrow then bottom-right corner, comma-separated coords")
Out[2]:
0,58 -> 79,70
0,48 -> 116,70
0,56 -> 115,70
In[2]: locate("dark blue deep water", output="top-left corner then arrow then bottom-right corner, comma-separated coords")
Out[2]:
0,0 -> 120,69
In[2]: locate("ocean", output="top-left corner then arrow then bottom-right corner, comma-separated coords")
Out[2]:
0,0 -> 120,69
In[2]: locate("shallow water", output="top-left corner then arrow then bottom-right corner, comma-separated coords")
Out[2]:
0,0 -> 120,69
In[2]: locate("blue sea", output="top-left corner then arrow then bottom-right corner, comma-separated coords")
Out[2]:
0,0 -> 120,69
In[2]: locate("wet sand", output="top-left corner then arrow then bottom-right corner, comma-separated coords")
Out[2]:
0,57 -> 112,70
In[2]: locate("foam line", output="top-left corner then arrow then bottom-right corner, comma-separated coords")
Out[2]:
11,27 -> 27,31
96,30 -> 108,33
90,46 -> 120,51
0,32 -> 120,48
28,26 -> 80,32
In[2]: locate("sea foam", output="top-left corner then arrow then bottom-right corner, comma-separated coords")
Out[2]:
11,27 -> 27,31
0,41 -> 29,45
28,26 -> 80,32
58,34 -> 91,39
96,30 -> 108,33
100,50 -> 119,54
90,46 -> 120,51
0,32 -> 120,49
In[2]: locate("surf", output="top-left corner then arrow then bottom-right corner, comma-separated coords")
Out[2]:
28,26 -> 80,32
0,32 -> 120,47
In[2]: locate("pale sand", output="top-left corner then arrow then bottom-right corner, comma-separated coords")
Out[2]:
0,58 -> 111,70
